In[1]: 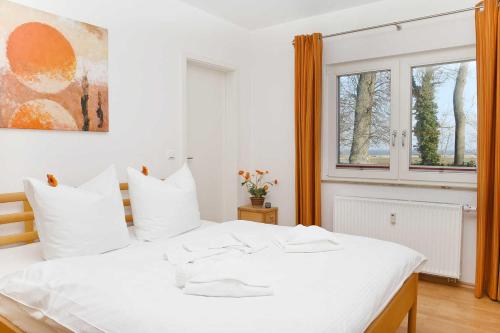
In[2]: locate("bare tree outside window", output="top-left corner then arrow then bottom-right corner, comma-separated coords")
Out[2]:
337,70 -> 391,167
410,60 -> 477,170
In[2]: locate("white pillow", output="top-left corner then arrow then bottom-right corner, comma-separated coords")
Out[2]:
127,163 -> 201,241
23,166 -> 130,260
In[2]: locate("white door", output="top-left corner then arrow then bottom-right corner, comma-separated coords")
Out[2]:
186,61 -> 227,222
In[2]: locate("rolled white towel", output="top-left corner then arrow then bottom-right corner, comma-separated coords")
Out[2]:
182,259 -> 273,297
277,224 -> 342,253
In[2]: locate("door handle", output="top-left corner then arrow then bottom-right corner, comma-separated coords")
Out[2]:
186,157 -> 194,160
391,130 -> 398,147
401,130 -> 407,148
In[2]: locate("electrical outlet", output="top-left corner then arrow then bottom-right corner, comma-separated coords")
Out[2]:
390,213 -> 396,225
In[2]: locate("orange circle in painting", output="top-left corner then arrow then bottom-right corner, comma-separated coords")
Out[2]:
8,99 -> 77,130
6,22 -> 76,94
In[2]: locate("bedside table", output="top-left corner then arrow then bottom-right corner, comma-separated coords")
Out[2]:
238,205 -> 278,225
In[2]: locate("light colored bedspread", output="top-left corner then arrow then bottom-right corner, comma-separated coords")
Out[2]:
0,220 -> 425,333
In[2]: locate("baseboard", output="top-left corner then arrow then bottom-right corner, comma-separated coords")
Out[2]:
419,273 -> 475,289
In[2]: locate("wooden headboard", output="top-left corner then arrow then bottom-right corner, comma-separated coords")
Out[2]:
0,183 -> 133,247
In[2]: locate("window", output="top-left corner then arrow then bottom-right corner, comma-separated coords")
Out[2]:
326,46 -> 477,184
337,70 -> 391,169
410,60 -> 477,171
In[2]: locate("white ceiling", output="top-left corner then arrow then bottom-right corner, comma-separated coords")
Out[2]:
179,0 -> 384,30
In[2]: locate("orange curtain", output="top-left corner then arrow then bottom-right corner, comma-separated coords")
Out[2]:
294,33 -> 323,227
475,0 -> 500,300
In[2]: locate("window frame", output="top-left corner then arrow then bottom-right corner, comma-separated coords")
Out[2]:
324,46 -> 477,185
398,46 -> 477,184
325,58 -> 400,180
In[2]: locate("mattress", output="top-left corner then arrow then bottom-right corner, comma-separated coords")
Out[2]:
0,221 -> 424,333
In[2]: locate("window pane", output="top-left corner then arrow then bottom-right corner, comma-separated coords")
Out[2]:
410,60 -> 477,170
337,70 -> 391,168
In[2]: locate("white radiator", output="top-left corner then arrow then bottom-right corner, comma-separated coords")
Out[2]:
333,196 -> 463,279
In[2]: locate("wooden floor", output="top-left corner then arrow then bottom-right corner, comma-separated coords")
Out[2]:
397,281 -> 500,333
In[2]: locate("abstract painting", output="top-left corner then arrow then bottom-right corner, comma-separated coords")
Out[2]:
0,0 -> 108,132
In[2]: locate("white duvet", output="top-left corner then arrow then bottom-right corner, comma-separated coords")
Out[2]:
0,221 -> 425,333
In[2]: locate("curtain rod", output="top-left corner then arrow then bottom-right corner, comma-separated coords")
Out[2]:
292,5 -> 483,45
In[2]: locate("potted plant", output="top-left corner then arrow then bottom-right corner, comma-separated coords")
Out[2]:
239,170 -> 277,207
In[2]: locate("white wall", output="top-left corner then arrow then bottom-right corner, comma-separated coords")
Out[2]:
247,0 -> 478,283
0,0 -> 252,233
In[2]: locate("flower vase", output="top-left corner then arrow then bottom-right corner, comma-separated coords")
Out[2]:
250,197 -> 265,207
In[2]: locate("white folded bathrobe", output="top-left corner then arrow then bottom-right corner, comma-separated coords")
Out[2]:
165,245 -> 242,288
166,232 -> 269,267
164,246 -> 231,265
166,233 -> 272,294
183,232 -> 269,254
171,250 -> 244,288
231,233 -> 269,254
278,224 -> 343,253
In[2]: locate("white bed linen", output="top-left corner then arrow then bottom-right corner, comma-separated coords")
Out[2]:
0,242 -> 64,333
0,294 -> 71,333
0,243 -> 63,333
0,224 -> 157,333
0,221 -> 425,333
0,226 -> 143,278
0,242 -> 43,277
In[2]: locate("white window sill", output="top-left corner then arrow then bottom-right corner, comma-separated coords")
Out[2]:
321,177 -> 477,191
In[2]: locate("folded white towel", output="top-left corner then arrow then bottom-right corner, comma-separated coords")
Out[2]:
277,224 -> 342,253
182,259 -> 273,297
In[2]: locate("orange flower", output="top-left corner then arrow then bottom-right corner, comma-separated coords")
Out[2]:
265,170 -> 269,174
46,174 -> 58,187
274,179 -> 278,185
256,170 -> 264,175
263,184 -> 269,191
244,172 -> 250,180
142,165 -> 149,176
238,170 -> 244,176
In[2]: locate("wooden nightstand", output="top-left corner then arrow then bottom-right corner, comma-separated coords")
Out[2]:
238,205 -> 278,225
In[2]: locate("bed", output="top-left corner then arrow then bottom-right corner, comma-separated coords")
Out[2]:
0,184 -> 422,333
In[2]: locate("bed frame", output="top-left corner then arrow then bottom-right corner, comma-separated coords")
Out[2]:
0,183 -> 418,333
